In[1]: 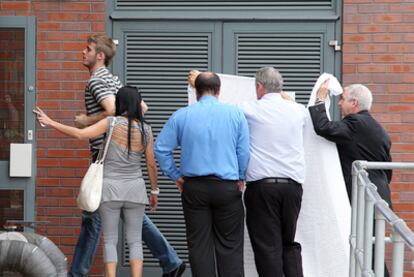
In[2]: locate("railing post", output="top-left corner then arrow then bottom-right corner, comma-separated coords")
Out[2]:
374,203 -> 387,277
348,161 -> 414,277
355,171 -> 367,277
391,224 -> 405,277
362,184 -> 376,276
350,162 -> 360,277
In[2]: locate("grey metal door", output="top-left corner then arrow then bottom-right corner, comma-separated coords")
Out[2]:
223,22 -> 336,105
113,21 -> 221,277
0,16 -> 37,232
113,20 -> 337,277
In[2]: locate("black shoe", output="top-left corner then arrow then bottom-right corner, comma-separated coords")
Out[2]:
162,262 -> 186,277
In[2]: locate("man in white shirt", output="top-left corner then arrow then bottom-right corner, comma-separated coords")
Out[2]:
240,67 -> 307,277
188,67 -> 307,277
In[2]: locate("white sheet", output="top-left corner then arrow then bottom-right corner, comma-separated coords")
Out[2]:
298,74 -> 350,277
188,73 -> 351,277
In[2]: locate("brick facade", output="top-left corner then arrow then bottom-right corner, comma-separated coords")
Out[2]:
343,1 -> 414,275
1,0 -> 413,275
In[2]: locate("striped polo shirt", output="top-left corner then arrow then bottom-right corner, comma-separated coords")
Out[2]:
85,67 -> 123,151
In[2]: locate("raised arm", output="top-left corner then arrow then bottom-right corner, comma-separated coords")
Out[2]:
75,97 -> 147,128
188,69 -> 201,87
75,95 -> 115,128
308,104 -> 354,144
34,106 -> 107,140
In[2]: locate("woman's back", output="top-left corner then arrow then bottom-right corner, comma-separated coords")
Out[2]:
102,116 -> 151,204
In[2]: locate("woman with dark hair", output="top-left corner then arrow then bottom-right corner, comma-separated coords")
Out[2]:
34,86 -> 158,277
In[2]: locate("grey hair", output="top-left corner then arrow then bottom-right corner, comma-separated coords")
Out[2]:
255,67 -> 284,93
345,84 -> 373,111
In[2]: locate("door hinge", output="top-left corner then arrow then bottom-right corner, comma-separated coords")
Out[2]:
329,40 -> 341,52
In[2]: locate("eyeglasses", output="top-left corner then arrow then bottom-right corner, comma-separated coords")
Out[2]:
339,96 -> 357,103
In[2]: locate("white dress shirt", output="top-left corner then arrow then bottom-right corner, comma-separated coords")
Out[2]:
240,93 -> 307,183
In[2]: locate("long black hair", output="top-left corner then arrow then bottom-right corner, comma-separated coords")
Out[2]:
115,85 -> 147,155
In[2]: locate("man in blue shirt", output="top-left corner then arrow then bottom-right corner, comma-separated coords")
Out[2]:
155,72 -> 250,277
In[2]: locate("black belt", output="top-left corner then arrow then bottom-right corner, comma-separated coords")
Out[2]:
247,177 -> 300,186
183,175 -> 236,182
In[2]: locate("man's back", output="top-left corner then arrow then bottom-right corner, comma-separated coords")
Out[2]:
155,71 -> 249,277
310,104 -> 392,204
337,111 -> 392,202
157,95 -> 249,181
240,93 -> 307,183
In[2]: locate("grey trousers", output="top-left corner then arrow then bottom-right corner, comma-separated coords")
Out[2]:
99,201 -> 146,263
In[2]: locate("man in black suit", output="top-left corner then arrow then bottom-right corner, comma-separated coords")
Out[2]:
309,82 -> 392,277
309,82 -> 392,206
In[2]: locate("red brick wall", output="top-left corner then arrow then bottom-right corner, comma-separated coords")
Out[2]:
343,0 -> 414,275
1,1 -> 106,275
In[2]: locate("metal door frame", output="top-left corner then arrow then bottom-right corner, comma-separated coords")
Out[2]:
0,16 -> 37,229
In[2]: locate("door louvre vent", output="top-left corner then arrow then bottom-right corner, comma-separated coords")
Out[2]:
122,32 -> 211,266
235,34 -> 322,104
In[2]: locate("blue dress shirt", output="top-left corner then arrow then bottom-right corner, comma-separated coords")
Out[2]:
154,95 -> 250,182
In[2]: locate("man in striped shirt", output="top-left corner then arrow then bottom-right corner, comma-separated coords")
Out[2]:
75,50 -> 122,152
69,34 -> 185,277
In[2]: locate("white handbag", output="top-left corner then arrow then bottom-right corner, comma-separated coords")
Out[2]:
77,118 -> 116,212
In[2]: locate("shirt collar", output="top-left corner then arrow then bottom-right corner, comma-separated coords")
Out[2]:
261,92 -> 281,101
199,95 -> 218,102
92,66 -> 107,76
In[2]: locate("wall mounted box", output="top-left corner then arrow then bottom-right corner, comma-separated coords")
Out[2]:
10,143 -> 32,177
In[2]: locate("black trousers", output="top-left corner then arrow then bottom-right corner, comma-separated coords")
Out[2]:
244,179 -> 303,277
181,177 -> 244,277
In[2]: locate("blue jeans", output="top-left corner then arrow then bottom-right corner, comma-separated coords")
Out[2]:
142,214 -> 182,273
69,210 -> 102,277
69,212 -> 182,276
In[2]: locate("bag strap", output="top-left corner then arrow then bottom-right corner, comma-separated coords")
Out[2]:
96,117 -> 117,163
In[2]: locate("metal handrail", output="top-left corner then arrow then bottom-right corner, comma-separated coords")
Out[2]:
349,161 -> 414,277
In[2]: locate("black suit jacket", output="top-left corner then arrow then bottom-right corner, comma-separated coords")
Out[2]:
309,104 -> 392,206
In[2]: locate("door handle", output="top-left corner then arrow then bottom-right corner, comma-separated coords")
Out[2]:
28,130 -> 33,141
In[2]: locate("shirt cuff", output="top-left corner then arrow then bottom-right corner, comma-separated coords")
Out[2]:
170,171 -> 181,182
315,99 -> 325,105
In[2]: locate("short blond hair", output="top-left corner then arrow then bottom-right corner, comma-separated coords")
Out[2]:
87,34 -> 116,66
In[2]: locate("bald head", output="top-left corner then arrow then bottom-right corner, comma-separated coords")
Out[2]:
195,72 -> 221,96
